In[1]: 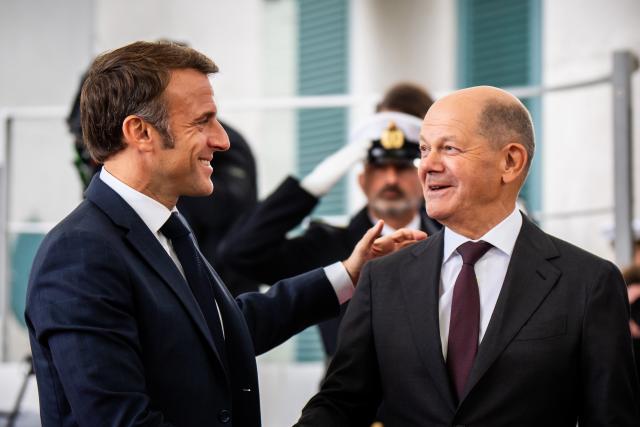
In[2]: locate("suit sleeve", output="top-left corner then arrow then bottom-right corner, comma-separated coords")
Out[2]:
26,231 -> 174,427
217,176 -> 322,284
236,268 -> 341,355
579,261 -> 640,425
295,262 -> 382,426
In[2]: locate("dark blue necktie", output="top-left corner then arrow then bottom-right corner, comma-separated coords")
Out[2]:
160,212 -> 226,357
447,240 -> 493,401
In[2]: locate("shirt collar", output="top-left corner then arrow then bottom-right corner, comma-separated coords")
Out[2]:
99,168 -> 175,234
367,212 -> 421,236
443,206 -> 523,264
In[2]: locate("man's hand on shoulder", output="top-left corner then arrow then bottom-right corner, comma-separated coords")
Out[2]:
342,220 -> 427,284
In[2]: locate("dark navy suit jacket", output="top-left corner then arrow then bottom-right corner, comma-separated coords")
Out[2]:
25,176 -> 339,426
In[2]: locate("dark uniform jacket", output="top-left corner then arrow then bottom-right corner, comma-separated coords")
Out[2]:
218,176 -> 441,355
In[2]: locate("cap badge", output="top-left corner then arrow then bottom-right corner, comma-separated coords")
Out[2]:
380,121 -> 405,149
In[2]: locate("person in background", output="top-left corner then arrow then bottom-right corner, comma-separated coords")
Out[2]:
604,219 -> 640,383
218,82 -> 441,356
622,264 -> 640,385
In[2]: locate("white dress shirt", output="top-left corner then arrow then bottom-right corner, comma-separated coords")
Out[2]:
368,212 -> 421,236
99,168 -> 355,305
439,207 -> 523,358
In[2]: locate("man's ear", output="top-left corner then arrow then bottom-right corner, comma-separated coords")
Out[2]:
501,142 -> 527,184
122,115 -> 155,153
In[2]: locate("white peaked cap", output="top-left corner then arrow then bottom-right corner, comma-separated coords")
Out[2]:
349,111 -> 423,145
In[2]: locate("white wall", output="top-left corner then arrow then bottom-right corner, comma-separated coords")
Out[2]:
93,0 -> 302,199
257,0 -> 298,197
0,0 -> 95,361
94,0 -> 263,100
93,0 -> 268,176
347,0 -> 457,214
0,0 -> 94,107
0,0 -> 93,224
541,0 -> 640,261
350,0 -> 456,99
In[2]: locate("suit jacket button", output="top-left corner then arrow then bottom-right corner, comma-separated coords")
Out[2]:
218,409 -> 231,423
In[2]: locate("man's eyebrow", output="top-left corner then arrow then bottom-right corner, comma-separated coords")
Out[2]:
420,134 -> 458,144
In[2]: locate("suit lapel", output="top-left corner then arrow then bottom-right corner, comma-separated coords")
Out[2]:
400,231 -> 457,411
195,241 -> 261,408
461,217 -> 561,402
84,176 -> 228,375
193,237 -> 250,346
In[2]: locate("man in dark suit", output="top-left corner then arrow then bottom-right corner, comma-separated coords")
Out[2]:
219,105 -> 441,356
297,86 -> 640,426
25,41 -> 424,426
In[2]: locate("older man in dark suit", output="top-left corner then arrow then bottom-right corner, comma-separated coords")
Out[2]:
25,41 -> 424,427
297,86 -> 639,426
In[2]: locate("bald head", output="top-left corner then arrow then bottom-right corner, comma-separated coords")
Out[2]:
432,86 -> 535,174
418,86 -> 534,238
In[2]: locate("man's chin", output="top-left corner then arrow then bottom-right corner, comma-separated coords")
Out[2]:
371,199 -> 416,218
425,203 -> 449,223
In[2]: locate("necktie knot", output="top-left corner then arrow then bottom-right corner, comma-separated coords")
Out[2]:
160,212 -> 191,240
457,240 -> 492,266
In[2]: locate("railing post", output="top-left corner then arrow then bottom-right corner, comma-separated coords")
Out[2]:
612,50 -> 639,267
0,110 -> 10,361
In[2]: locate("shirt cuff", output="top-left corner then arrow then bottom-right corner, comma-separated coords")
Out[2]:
323,262 -> 355,305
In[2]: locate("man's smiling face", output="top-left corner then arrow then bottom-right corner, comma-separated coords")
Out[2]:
149,68 -> 230,203
418,92 -> 505,237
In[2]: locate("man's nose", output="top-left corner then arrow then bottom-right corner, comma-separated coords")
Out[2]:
420,150 -> 442,173
209,121 -> 230,152
383,166 -> 400,183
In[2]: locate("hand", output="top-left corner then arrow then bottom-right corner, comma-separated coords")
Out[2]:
370,228 -> 429,258
300,138 -> 370,197
628,284 -> 640,338
342,221 -> 428,284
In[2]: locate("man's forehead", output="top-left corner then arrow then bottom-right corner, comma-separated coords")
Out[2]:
422,96 -> 479,131
421,115 -> 474,139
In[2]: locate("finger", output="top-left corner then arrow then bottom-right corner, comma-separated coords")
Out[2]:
412,230 -> 428,241
396,240 -> 421,249
628,285 -> 640,303
630,320 -> 640,338
390,229 -> 428,243
370,241 -> 391,256
372,233 -> 396,252
360,220 -> 384,249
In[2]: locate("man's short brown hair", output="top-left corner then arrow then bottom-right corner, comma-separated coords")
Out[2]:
477,98 -> 535,173
81,41 -> 218,163
376,82 -> 434,119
